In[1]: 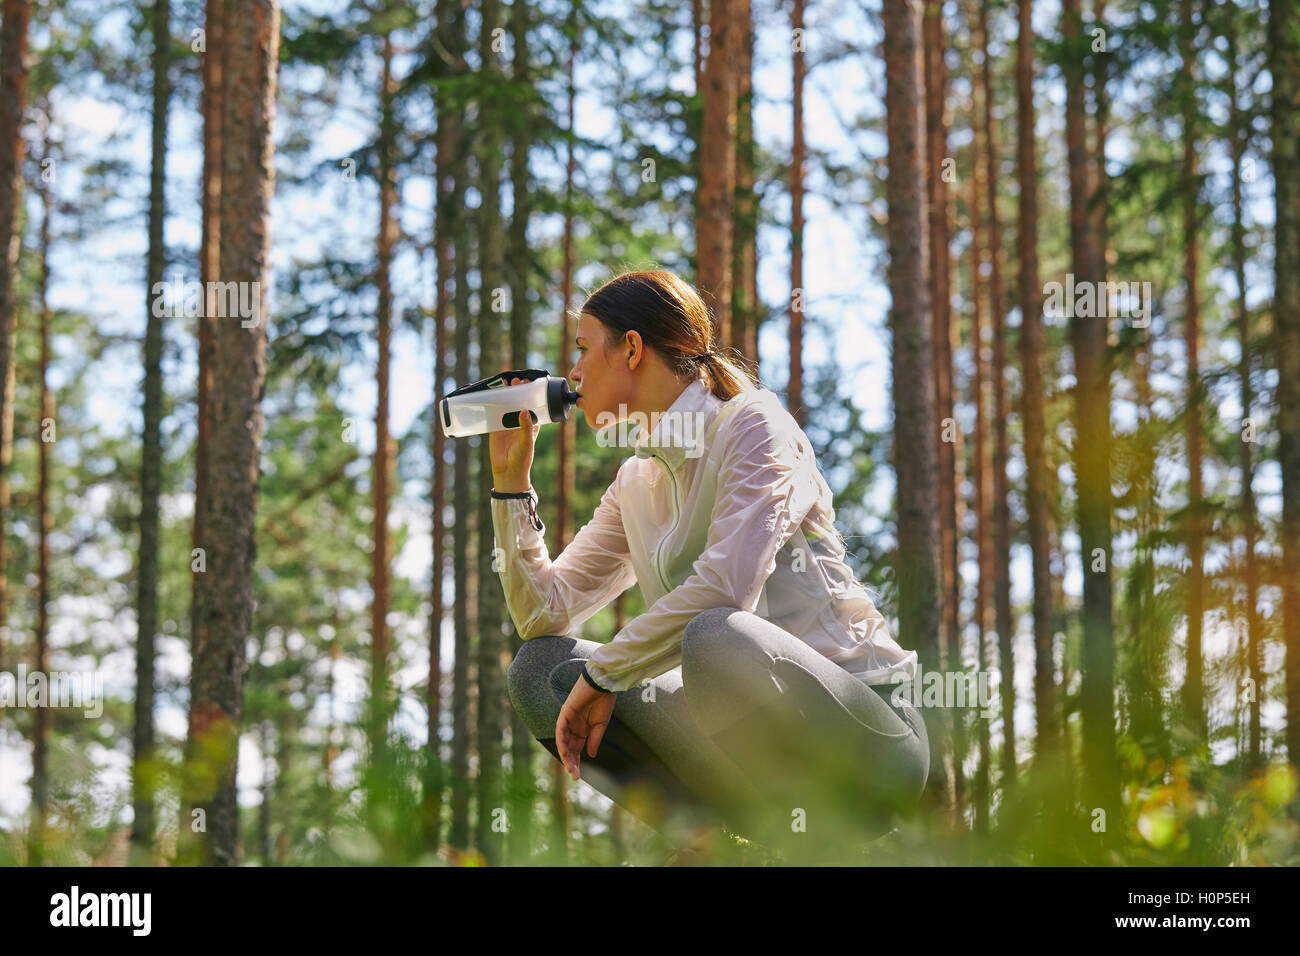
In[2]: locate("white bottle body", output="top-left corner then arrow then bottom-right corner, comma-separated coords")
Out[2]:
441,377 -> 553,438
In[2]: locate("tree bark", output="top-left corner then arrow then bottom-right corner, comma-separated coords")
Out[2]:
1015,0 -> 1057,768
732,0 -> 758,375
696,0 -> 736,346
1063,0 -> 1119,839
423,0 -> 454,856
507,0 -> 535,864
975,0 -> 1016,794
924,0 -> 960,815
789,0 -> 805,425
185,0 -> 279,866
475,0 -> 506,865
133,0 -> 170,865
370,27 -> 397,761
29,137 -> 52,867
0,0 -> 33,668
1179,0 -> 1206,746
1228,24 -> 1261,771
548,0 -> 581,865
1268,0 -> 1300,776
969,81 -> 992,837
882,0 -> 946,816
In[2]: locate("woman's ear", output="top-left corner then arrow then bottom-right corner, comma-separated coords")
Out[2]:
624,329 -> 644,371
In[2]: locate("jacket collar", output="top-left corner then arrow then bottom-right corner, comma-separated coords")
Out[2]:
630,378 -> 721,471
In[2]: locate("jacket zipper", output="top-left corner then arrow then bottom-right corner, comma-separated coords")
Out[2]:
651,453 -> 681,594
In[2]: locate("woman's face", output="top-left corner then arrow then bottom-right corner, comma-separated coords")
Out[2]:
569,312 -> 632,427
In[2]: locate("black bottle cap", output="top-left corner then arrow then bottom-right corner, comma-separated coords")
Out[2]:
548,377 -> 580,422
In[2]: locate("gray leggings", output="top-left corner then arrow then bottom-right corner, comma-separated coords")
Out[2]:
506,606 -> 929,850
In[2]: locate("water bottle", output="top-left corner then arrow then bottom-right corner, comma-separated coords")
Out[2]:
439,368 -> 580,439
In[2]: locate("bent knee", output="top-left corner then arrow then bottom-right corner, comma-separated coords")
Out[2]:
682,606 -> 745,647
506,635 -> 571,700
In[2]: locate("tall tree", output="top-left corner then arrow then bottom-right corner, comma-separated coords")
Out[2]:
732,0 -> 759,375
422,0 -> 457,854
925,0 -> 960,814
0,0 -> 33,666
1015,0 -> 1057,768
1269,0 -> 1300,773
969,81 -> 993,835
1179,0 -> 1206,745
28,128 -> 52,867
1227,14 -> 1262,770
975,0 -> 1016,793
696,0 -> 737,345
1063,0 -> 1119,838
474,0 -> 506,867
189,0 -> 222,764
789,0 -> 805,424
185,0 -> 280,866
132,0 -> 170,865
447,0 -> 473,851
506,0 -> 535,864
369,22 -> 397,762
882,0 -> 946,814
546,0 -> 580,865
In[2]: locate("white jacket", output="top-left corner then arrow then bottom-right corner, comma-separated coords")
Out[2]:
490,377 -> 919,694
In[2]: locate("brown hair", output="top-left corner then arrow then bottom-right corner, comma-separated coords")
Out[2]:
579,270 -> 760,401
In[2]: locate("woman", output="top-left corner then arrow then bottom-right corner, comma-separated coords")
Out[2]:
489,270 -> 927,863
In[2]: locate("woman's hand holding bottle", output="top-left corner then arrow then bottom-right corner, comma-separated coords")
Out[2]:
489,376 -> 541,493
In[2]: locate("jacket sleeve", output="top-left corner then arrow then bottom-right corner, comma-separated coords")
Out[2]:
585,406 -> 822,693
490,465 -> 638,641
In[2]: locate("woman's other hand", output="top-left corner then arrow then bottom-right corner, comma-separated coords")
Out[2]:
556,674 -> 616,781
489,376 -> 540,492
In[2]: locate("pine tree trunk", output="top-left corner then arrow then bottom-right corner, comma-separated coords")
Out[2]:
189,0 -> 222,765
29,148 -> 52,866
975,0 -> 1016,796
969,87 -> 992,837
696,0 -> 736,345
789,0 -> 805,424
882,0 -> 945,816
423,0 -> 455,856
182,0 -> 222,857
475,0 -> 507,866
689,0 -> 704,248
1015,0 -> 1057,768
1063,0 -> 1118,838
547,1 -> 580,865
507,0 -> 534,864
1269,0 -> 1300,774
0,0 -> 33,669
732,0 -> 758,374
1229,26 -> 1261,771
449,76 -> 473,852
1179,0 -> 1206,745
186,0 -> 280,866
925,0 -> 960,816
370,28 -> 397,761
133,0 -> 170,865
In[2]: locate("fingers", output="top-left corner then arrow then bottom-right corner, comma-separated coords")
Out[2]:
587,720 -> 606,759
557,711 -> 584,780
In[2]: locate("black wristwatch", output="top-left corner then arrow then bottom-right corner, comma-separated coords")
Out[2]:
581,662 -> 614,694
